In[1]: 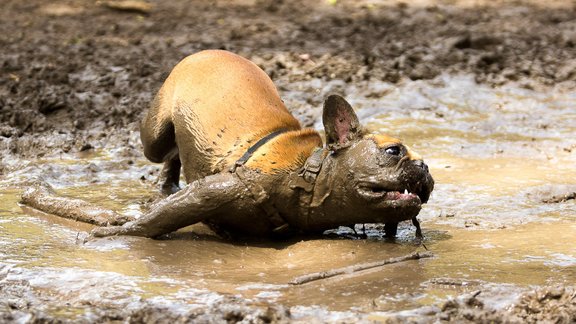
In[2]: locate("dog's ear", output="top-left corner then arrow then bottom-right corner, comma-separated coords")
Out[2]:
323,95 -> 361,149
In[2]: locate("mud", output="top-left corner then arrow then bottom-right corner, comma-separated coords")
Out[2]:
1,265 -> 574,323
0,273 -> 293,324
1,0 -> 576,322
2,0 -> 576,161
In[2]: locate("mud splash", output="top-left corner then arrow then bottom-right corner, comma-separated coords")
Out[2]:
2,75 -> 575,322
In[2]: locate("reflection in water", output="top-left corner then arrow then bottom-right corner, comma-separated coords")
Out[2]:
1,76 -> 575,317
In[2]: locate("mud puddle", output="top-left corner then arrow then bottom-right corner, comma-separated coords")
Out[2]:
1,76 -> 575,321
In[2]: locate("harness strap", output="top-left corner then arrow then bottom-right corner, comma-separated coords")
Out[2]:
289,148 -> 327,229
229,129 -> 288,173
229,128 -> 294,235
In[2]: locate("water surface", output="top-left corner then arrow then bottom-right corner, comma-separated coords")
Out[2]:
1,75 -> 575,319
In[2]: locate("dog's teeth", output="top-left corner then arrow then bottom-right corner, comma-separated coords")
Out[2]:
404,189 -> 408,195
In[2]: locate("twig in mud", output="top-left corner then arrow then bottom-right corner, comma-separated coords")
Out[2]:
20,181 -> 134,226
100,1 -> 153,15
289,251 -> 434,285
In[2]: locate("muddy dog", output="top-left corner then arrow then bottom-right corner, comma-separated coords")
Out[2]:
21,50 -> 434,239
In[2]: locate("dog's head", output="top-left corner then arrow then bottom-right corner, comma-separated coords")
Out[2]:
308,95 -> 434,229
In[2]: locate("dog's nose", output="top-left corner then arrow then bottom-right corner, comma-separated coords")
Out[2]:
414,160 -> 429,173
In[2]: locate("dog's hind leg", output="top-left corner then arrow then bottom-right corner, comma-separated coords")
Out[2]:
159,155 -> 181,195
140,91 -> 182,194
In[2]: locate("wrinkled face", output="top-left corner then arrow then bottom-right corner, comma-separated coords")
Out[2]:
322,135 -> 434,223
354,134 -> 432,206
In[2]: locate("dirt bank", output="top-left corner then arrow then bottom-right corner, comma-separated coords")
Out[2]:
1,0 -> 575,163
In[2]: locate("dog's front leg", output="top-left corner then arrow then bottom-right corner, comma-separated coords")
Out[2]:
91,173 -> 244,238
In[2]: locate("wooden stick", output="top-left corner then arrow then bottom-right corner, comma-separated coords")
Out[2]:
20,181 -> 134,226
289,251 -> 434,285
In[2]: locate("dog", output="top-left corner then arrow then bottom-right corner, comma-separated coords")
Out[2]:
22,50 -> 434,239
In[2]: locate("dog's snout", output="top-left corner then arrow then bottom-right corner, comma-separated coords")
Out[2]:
414,160 -> 429,173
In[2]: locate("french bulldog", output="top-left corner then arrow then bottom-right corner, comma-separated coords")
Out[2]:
21,50 -> 434,239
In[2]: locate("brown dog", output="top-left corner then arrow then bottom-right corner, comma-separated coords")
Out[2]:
22,50 -> 433,239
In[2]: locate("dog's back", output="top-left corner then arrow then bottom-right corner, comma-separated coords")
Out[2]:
141,50 -> 304,182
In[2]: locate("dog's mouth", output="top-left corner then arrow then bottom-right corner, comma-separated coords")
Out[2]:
356,182 -> 427,205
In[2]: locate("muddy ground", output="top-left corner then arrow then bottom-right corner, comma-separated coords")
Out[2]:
1,0 -> 575,322
2,0 -> 576,162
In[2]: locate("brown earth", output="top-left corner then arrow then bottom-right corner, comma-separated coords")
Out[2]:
1,0 -> 575,322
1,0 -> 575,163
1,271 -> 575,323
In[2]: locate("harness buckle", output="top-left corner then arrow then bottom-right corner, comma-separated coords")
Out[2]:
297,148 -> 325,185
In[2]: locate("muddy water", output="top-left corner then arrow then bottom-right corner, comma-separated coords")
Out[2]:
1,75 -> 575,319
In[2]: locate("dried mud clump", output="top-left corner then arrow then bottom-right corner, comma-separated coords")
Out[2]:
512,287 -> 576,323
0,276 -> 292,324
432,287 -> 576,323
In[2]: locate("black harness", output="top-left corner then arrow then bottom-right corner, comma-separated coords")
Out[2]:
229,129 -> 288,173
229,129 -> 326,235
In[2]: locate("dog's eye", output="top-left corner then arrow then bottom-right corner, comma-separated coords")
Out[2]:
385,146 -> 401,156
